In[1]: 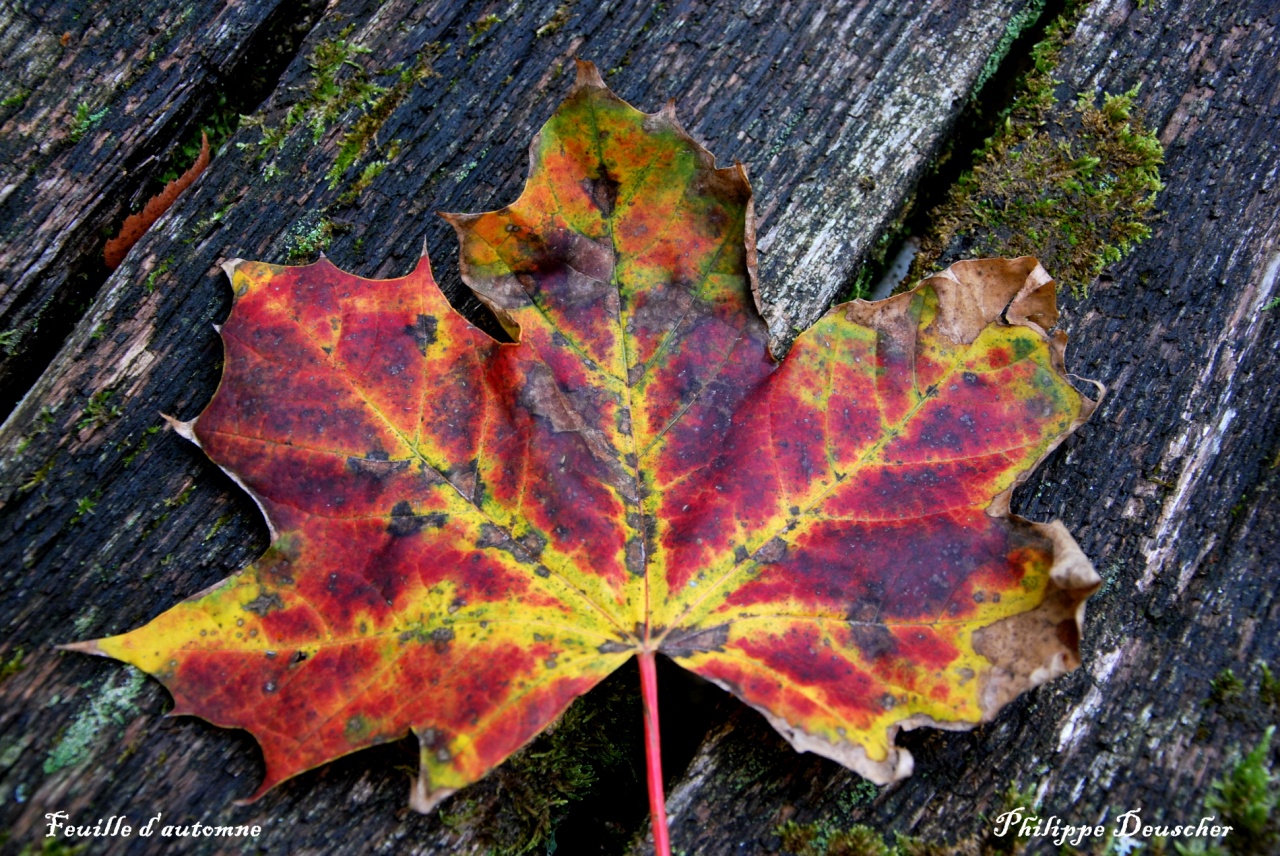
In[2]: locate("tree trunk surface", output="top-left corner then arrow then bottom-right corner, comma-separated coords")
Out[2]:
0,0 -> 1276,854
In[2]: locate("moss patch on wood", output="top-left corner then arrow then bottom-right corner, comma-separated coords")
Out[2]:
68,103 -> 109,143
776,733 -> 1280,856
76,390 -> 121,431
1203,726 -> 1279,856
284,211 -> 336,263
777,782 -> 1038,856
0,648 -> 25,684
438,670 -> 642,855
911,4 -> 1164,294
325,49 -> 436,189
241,25 -> 434,189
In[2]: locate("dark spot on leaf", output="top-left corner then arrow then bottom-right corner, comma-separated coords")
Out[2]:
347,455 -> 408,479
387,500 -> 446,537
431,627 -> 455,653
752,537 -> 788,564
848,624 -> 897,661
243,591 -> 284,616
625,538 -> 645,576
345,714 -> 370,740
662,624 -> 730,658
585,168 -> 620,217
405,314 -> 438,355
518,530 -> 547,558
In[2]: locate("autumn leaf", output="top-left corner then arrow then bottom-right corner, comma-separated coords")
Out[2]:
67,61 -> 1101,844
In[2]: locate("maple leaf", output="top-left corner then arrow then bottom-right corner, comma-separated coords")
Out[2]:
69,62 -> 1101,844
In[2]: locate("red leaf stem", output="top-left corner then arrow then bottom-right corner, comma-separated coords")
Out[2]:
639,650 -> 672,856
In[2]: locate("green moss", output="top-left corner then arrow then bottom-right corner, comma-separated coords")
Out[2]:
781,731 -> 1277,856
778,781 -> 1038,856
0,648 -> 25,683
0,329 -> 20,355
154,93 -> 239,188
72,607 -> 100,638
284,211 -> 335,263
440,674 -> 641,854
1200,727 -> 1279,855
1209,669 -> 1246,708
43,667 -> 147,774
537,1 -> 576,38
1,88 -> 30,110
324,40 -> 438,189
19,457 -> 55,492
835,779 -> 882,815
842,206 -> 912,301
453,146 -> 490,184
468,13 -> 502,46
68,491 -> 100,526
241,31 -> 435,218
121,425 -> 160,466
972,0 -> 1047,96
778,820 -> 897,856
334,139 -> 402,205
18,839 -> 87,856
912,3 -> 1163,295
241,25 -> 386,176
77,390 -> 121,431
144,258 -> 173,293
69,103 -> 109,142
1260,664 -> 1280,709
165,485 -> 195,508
204,513 -> 233,541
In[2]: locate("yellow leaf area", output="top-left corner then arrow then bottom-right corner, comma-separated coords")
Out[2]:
77,61 -> 1101,811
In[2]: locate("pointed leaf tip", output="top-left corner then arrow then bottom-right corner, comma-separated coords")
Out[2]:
219,258 -> 245,280
55,639 -> 106,656
573,59 -> 606,89
160,412 -> 198,444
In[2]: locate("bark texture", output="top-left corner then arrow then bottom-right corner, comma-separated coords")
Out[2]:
0,0 -> 326,415
1,0 -> 1276,854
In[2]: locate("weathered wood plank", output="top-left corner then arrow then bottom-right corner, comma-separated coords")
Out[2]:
643,1 -> 1280,853
0,0 -> 327,416
0,0 -> 1073,852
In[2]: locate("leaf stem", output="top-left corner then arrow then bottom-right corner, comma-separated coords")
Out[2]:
638,650 -> 672,856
